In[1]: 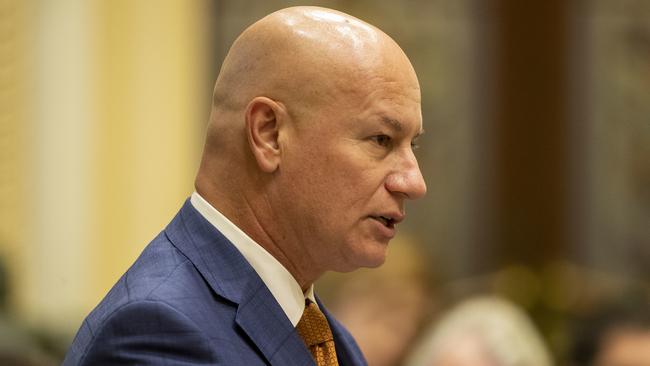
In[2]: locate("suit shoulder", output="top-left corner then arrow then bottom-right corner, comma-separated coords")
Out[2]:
70,232 -> 210,349
102,231 -> 195,303
122,231 -> 198,299
64,300 -> 216,365
65,230 -> 233,365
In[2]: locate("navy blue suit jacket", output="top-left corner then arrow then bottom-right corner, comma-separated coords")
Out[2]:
63,200 -> 367,365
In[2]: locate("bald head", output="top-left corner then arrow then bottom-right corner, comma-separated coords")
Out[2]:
212,6 -> 418,119
200,6 -> 420,186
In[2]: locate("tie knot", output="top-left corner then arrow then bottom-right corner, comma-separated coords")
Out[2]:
296,301 -> 334,346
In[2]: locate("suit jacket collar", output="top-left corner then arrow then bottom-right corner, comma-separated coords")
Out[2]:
165,199 -> 315,365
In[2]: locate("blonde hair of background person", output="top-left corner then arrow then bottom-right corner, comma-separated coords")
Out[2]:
405,296 -> 553,366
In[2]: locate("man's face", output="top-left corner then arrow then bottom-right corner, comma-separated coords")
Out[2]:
274,70 -> 426,273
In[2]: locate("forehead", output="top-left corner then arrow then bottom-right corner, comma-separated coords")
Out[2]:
292,51 -> 423,133
349,77 -> 423,131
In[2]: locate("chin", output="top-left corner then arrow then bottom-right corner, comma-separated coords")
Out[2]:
343,243 -> 389,271
361,257 -> 386,269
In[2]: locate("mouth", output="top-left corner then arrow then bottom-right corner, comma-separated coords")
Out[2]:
370,215 -> 399,229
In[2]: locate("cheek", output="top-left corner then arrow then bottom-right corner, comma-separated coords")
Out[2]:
279,156 -> 342,226
284,141 -> 382,226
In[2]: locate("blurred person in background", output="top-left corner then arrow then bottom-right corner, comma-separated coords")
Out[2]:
63,5 -> 426,366
320,237 -> 436,366
404,295 -> 552,366
570,297 -> 650,366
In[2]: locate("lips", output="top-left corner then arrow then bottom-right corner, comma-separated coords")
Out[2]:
371,215 -> 396,228
369,212 -> 404,229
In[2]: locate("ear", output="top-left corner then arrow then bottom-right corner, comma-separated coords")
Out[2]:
245,97 -> 284,173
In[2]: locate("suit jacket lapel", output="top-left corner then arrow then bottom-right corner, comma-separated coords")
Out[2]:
165,200 -> 314,365
236,282 -> 315,366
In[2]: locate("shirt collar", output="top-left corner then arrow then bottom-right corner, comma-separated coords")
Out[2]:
190,191 -> 315,326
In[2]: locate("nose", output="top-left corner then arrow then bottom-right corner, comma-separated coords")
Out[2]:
385,151 -> 427,200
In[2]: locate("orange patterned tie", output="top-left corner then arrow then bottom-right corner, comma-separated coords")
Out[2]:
296,300 -> 339,366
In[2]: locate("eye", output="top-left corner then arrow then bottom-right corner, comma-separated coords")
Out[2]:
371,134 -> 392,147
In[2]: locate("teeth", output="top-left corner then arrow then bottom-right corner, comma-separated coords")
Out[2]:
378,216 -> 390,226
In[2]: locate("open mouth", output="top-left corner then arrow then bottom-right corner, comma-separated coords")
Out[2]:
371,215 -> 395,228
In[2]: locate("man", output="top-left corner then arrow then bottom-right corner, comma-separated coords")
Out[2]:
64,6 -> 426,365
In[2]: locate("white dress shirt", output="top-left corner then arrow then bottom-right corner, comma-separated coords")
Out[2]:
190,192 -> 315,327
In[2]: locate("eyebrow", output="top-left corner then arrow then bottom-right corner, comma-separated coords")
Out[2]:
381,116 -> 425,136
381,116 -> 403,132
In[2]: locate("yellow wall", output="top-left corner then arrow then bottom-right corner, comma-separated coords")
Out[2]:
0,0 -> 31,320
91,0 -> 207,308
0,0 -> 209,333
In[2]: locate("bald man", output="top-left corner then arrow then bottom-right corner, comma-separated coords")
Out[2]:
64,6 -> 426,366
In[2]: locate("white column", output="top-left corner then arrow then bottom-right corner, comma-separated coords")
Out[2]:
28,0 -> 94,331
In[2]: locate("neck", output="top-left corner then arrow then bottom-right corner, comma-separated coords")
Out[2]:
195,176 -> 324,291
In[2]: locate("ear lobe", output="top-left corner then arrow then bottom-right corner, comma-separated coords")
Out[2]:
245,97 -> 283,173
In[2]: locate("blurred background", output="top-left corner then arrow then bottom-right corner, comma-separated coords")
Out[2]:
0,0 -> 648,365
